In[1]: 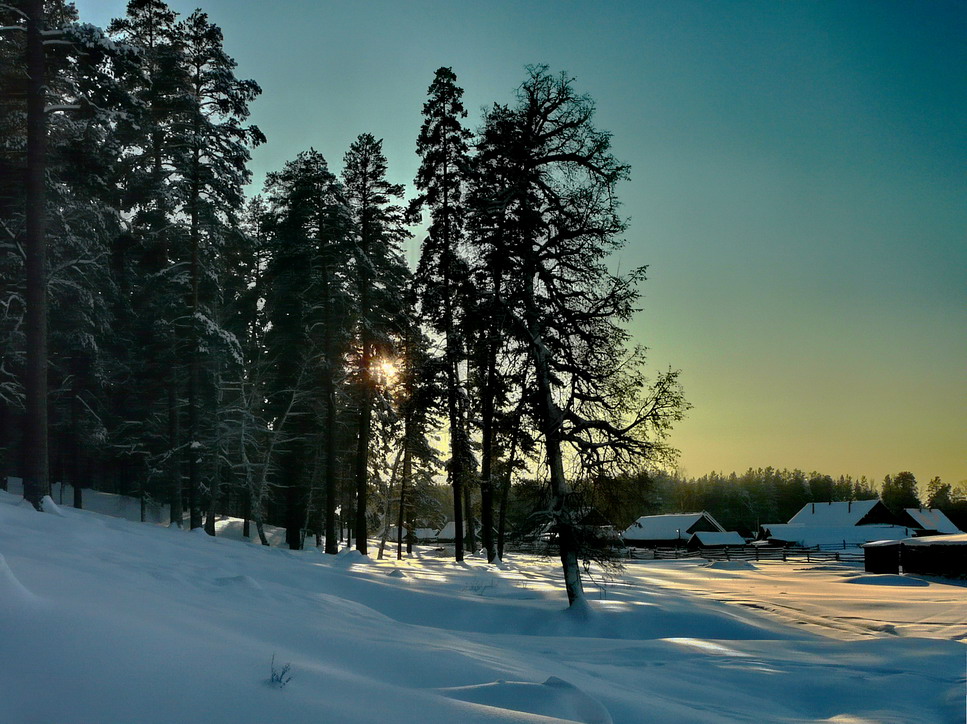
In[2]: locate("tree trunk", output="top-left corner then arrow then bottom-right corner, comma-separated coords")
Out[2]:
479,243 -> 508,562
321,263 -> 339,554
322,383 -> 338,553
283,449 -> 305,550
70,368 -> 83,510
353,344 -> 373,554
254,511 -> 268,546
396,410 -> 413,560
167,382 -> 182,527
187,140 -> 203,530
496,430 -> 519,562
22,0 -> 49,510
526,286 -> 584,606
464,483 -> 476,555
479,344 -> 497,561
377,447 -> 404,560
445,323 -> 467,561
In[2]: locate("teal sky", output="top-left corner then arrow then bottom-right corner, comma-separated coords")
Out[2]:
77,0 -> 966,486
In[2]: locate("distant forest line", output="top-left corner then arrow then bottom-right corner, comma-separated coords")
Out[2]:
566,468 -> 967,538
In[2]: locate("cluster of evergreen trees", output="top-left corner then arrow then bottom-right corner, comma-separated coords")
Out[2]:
1,1 -> 687,603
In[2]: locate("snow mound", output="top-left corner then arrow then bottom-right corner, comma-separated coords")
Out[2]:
213,575 -> 264,593
704,560 -> 758,571
386,568 -> 406,578
463,569 -> 539,599
438,676 -> 613,724
797,565 -> 854,572
332,548 -> 371,566
845,575 -> 929,587
0,553 -> 38,607
41,495 -> 65,517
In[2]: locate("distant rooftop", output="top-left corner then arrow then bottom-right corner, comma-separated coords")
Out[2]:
689,531 -> 746,547
623,512 -> 725,541
902,508 -> 961,534
787,499 -> 885,527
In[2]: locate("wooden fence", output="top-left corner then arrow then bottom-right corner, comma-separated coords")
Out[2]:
628,545 -> 865,564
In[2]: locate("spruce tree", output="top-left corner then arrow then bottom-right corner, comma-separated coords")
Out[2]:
262,149 -> 355,550
1,1 -> 131,508
342,134 -> 411,554
178,8 -> 263,531
411,67 -> 476,560
108,0 -> 191,524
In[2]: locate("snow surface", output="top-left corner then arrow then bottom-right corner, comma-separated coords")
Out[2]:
0,488 -> 964,723
904,533 -> 967,547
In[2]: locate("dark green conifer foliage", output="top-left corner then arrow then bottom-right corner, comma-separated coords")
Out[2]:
178,8 -> 263,532
262,150 -> 355,550
881,471 -> 921,515
108,0 -> 191,523
411,67 -> 477,560
342,134 -> 411,554
1,1 -> 133,509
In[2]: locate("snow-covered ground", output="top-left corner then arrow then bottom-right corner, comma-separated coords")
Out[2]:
0,490 -> 963,723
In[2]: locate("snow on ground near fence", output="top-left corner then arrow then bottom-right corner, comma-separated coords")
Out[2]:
0,488 -> 963,723
622,558 -> 967,642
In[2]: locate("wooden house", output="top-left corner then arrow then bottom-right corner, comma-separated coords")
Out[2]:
622,512 -> 725,548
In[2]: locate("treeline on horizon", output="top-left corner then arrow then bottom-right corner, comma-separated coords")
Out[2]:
599,468 -> 967,538
0,0 -> 690,602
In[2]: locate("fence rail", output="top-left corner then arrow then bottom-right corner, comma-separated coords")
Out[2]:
505,542 -> 865,564
628,545 -> 864,564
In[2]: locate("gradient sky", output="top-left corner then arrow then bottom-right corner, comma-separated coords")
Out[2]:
77,0 -> 966,486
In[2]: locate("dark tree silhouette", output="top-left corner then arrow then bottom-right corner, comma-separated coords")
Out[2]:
411,67 -> 475,560
471,67 -> 686,605
342,134 -> 411,554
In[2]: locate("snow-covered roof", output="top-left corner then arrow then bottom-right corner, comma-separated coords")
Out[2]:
434,522 -> 457,541
689,531 -> 746,547
901,533 -> 967,547
761,524 -> 912,547
622,512 -> 725,541
902,508 -> 961,534
787,499 -> 882,526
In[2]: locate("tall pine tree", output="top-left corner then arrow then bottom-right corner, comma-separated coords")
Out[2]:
410,67 -> 476,560
471,67 -> 687,605
342,134 -> 411,554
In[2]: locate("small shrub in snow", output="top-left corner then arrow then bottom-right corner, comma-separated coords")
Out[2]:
269,654 -> 293,688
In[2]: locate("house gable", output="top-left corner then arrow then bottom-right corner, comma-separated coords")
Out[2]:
622,511 -> 725,545
788,499 -> 897,527
899,508 -> 961,535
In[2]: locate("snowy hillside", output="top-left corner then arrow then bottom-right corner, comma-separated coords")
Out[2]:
0,490 -> 963,723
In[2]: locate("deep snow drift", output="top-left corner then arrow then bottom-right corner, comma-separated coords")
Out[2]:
0,489 -> 963,723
